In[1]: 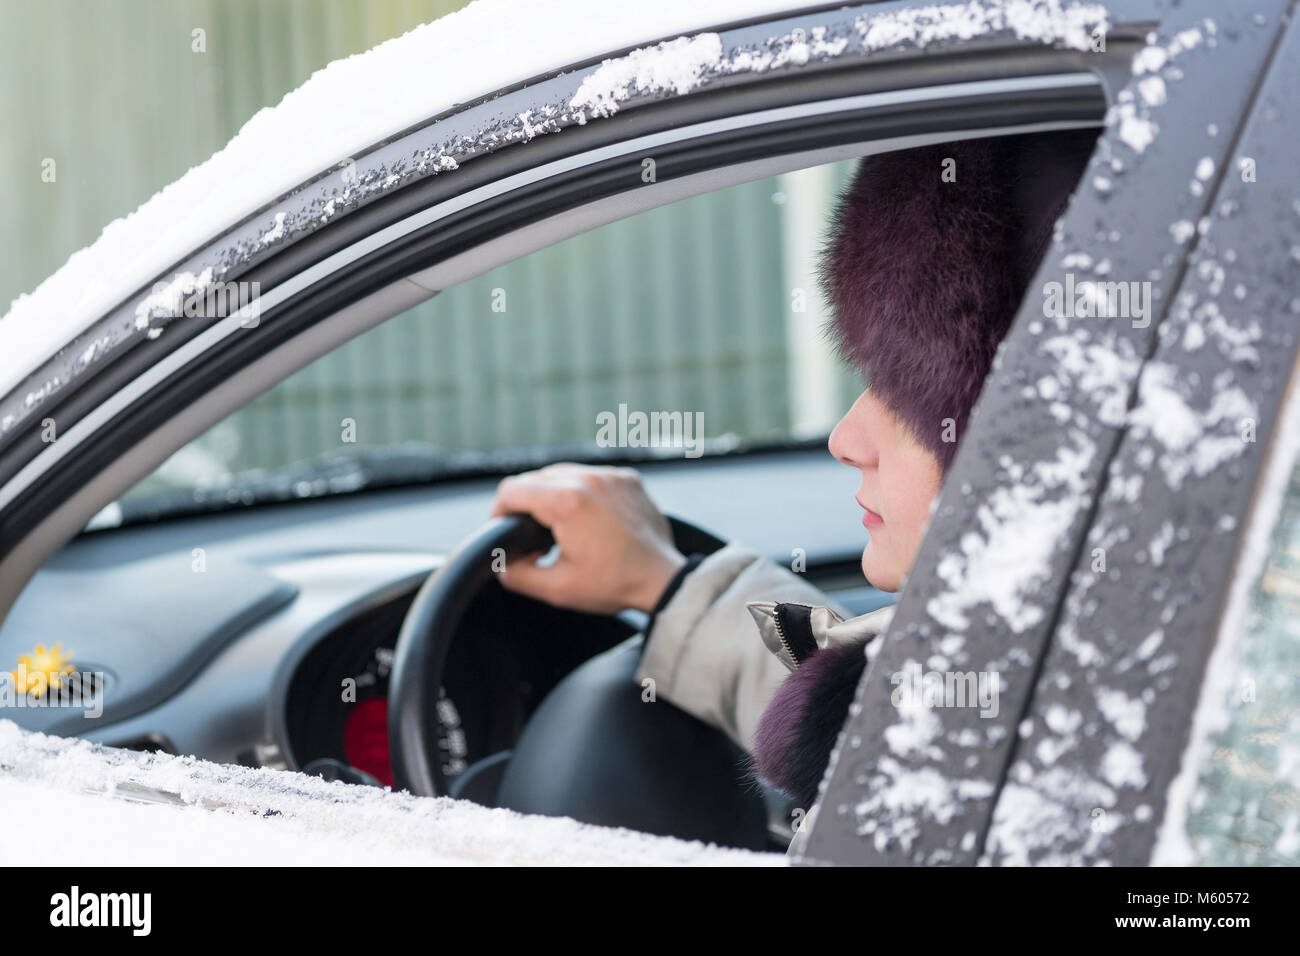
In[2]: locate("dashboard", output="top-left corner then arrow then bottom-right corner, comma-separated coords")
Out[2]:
0,448 -> 892,796
282,580 -> 633,790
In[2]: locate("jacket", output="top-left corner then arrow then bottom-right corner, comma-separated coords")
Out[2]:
635,543 -> 892,807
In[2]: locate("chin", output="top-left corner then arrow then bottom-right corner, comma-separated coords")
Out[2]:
860,543 -> 900,593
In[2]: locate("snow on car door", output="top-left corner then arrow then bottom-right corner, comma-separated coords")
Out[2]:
797,0 -> 1298,866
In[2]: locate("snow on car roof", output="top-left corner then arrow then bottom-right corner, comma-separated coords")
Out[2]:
0,720 -> 780,865
0,0 -> 1111,409
0,0 -> 835,403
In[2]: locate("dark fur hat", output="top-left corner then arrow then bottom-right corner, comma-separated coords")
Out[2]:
820,129 -> 1096,470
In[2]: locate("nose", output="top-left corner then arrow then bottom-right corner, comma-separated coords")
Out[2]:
828,389 -> 878,471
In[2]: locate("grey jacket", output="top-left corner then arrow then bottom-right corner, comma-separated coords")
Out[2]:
635,543 -> 893,754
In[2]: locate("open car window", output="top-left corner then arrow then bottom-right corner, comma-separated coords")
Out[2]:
108,163 -> 862,523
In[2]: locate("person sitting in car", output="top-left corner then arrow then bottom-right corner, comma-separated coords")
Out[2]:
489,129 -> 1097,810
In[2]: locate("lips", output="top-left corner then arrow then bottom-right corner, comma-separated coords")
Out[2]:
857,498 -> 884,528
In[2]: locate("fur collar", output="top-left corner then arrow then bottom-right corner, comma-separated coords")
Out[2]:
746,603 -> 891,809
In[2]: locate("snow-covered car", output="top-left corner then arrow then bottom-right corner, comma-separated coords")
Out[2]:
1,0 -> 1297,866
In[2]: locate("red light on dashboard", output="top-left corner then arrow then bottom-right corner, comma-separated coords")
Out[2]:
342,696 -> 392,787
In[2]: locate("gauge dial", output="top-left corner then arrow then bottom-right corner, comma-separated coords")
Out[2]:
340,644 -> 466,785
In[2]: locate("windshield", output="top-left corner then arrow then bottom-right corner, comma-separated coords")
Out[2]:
98,163 -> 863,528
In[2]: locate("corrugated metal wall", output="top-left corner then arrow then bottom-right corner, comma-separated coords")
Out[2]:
237,178 -> 794,468
1,1 -> 862,488
211,165 -> 862,480
0,0 -> 467,312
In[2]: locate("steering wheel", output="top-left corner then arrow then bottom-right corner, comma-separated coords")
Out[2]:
388,513 -> 771,848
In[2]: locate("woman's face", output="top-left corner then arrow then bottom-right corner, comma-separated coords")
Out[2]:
828,388 -> 944,592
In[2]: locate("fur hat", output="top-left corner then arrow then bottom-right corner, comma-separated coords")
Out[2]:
820,129 -> 1097,470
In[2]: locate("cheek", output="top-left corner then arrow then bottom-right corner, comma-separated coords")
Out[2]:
868,454 -> 942,581
859,484 -> 909,590
888,477 -> 937,542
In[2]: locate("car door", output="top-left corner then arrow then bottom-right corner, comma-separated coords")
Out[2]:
1,0 -> 1176,862
798,0 -> 1300,865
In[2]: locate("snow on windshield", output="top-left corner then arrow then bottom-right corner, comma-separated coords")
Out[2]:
0,720 -> 779,866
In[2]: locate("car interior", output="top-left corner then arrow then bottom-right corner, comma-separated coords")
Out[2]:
0,118 -> 1108,851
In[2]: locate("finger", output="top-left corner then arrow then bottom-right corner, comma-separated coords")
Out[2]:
491,473 -> 583,527
537,461 -> 585,475
490,473 -> 547,519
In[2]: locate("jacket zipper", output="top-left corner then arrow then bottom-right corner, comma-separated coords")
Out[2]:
771,607 -> 800,670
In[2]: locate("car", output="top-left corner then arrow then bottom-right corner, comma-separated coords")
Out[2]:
0,0 -> 1296,868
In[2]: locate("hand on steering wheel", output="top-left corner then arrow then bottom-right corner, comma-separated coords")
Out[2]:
491,464 -> 686,615
387,508 -> 722,798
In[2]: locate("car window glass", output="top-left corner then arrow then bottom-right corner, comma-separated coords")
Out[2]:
1172,395 -> 1300,865
112,163 -> 862,513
